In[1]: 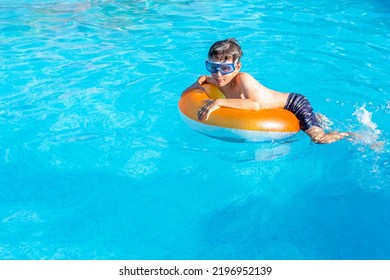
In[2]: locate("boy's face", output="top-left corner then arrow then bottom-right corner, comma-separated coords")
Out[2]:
208,57 -> 241,87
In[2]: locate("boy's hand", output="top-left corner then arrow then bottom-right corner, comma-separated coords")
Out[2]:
197,100 -> 221,121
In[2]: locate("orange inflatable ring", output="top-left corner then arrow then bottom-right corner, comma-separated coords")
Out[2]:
178,84 -> 300,142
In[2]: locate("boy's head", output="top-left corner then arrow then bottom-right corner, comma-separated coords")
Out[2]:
208,38 -> 243,64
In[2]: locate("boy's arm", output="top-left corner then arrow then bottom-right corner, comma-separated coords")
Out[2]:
197,98 -> 260,121
214,98 -> 260,111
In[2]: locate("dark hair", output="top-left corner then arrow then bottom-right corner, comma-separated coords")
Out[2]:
208,38 -> 243,63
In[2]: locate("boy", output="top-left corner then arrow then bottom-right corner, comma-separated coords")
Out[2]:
182,38 -> 350,144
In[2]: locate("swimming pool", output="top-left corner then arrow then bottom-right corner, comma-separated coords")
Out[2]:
0,0 -> 389,260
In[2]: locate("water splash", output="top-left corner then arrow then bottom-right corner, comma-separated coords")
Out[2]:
353,105 -> 379,132
351,105 -> 384,152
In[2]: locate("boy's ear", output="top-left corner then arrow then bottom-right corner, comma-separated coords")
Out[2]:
236,62 -> 242,71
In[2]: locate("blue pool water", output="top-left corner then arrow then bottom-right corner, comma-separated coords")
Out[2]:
0,0 -> 389,260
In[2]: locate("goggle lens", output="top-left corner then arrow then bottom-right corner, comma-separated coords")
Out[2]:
205,60 -> 235,74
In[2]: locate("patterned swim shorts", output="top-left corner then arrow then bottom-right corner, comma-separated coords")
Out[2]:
284,93 -> 319,131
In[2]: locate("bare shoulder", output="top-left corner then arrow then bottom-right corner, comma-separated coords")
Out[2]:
235,72 -> 260,88
236,72 -> 257,82
234,72 -> 263,93
239,73 -> 287,96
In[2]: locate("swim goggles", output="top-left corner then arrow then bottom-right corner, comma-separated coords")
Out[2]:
205,60 -> 236,75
